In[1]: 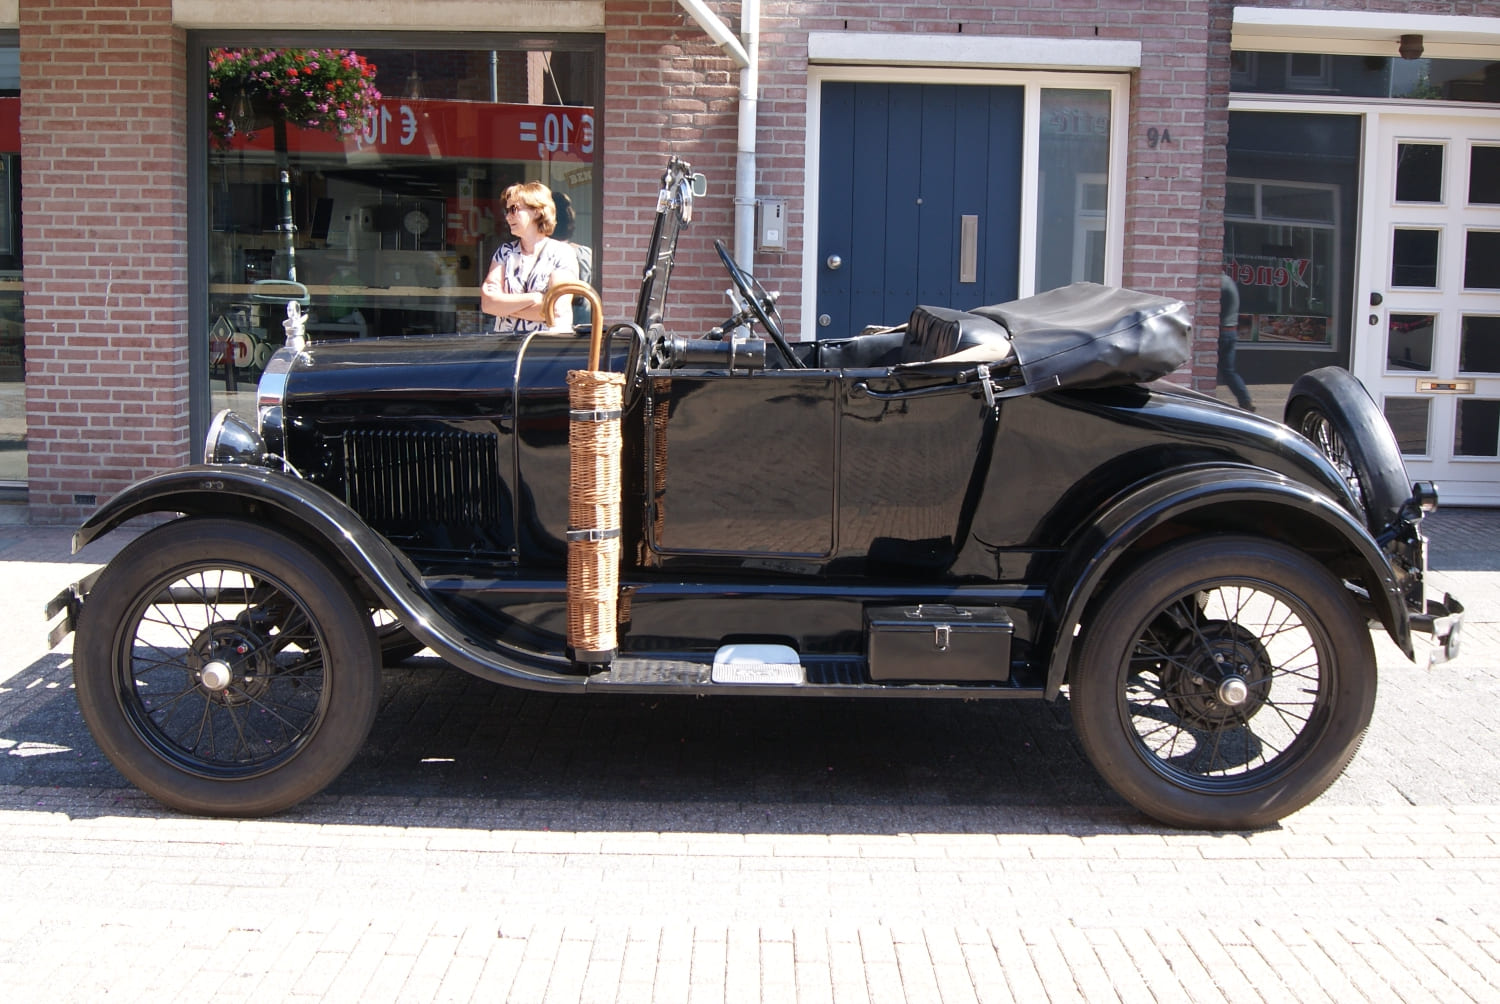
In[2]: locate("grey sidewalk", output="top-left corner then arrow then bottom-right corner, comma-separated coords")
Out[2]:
1,511 -> 1498,1002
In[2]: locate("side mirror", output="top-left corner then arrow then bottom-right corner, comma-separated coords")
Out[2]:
691,173 -> 708,198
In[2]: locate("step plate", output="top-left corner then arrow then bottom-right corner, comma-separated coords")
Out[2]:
711,643 -> 805,685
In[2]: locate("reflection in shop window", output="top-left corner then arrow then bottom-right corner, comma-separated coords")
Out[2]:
1387,314 -> 1435,372
0,37 -> 21,488
1285,53 -> 1333,91
1233,52 -> 1500,104
1464,231 -> 1500,290
1395,143 -> 1444,204
1456,399 -> 1500,457
204,42 -> 599,416
1461,315 -> 1500,374
1223,178 -> 1339,348
1470,146 -> 1500,205
1384,397 -> 1431,456
1391,228 -> 1440,288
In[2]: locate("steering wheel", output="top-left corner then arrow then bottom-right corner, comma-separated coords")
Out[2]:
714,239 -> 803,368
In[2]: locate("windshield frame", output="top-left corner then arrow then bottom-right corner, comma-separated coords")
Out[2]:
633,158 -> 697,330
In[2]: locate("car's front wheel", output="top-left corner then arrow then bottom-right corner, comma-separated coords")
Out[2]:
74,518 -> 380,816
1071,535 -> 1377,829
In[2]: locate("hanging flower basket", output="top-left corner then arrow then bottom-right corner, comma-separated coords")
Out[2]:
208,47 -> 382,149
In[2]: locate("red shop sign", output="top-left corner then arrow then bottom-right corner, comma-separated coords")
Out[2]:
223,98 -> 595,163
0,97 -> 19,154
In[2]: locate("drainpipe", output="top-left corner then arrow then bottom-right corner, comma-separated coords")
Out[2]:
735,0 -> 760,267
676,0 -> 757,265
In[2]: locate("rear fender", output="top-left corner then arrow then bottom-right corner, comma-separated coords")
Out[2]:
70,465 -> 583,689
1042,465 -> 1413,699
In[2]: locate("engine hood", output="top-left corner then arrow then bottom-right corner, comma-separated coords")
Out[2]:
277,331 -> 627,406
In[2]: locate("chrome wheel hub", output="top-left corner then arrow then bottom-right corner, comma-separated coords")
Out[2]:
199,659 -> 233,692
1216,675 -> 1250,707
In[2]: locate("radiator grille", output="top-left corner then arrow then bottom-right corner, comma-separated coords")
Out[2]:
343,428 -> 505,527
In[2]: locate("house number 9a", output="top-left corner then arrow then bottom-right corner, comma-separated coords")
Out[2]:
1146,127 -> 1173,148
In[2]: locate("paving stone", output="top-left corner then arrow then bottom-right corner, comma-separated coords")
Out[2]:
2,515 -> 1499,1001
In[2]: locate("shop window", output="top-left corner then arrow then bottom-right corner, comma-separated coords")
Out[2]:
199,38 -> 601,420
0,34 -> 21,489
1223,178 -> 1340,348
1224,112 -> 1361,395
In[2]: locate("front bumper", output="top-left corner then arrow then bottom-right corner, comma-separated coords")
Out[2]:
1410,592 -> 1464,666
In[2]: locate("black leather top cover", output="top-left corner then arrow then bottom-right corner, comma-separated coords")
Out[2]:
969,281 -> 1190,391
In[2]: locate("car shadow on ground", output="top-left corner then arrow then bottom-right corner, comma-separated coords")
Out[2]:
0,651 -> 1151,835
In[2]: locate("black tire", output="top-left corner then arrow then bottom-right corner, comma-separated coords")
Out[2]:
74,517 -> 381,817
1071,535 -> 1377,829
1285,366 -> 1410,533
375,615 -> 427,665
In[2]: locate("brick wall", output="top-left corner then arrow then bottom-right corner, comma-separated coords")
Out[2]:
17,1 -> 1500,520
21,0 -> 188,523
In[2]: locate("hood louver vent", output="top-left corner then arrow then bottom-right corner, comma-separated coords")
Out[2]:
343,428 -> 504,528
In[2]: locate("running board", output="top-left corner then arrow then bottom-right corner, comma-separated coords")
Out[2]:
583,653 -> 1043,698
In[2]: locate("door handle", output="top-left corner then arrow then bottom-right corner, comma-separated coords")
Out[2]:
826,254 -> 842,271
959,215 -> 978,283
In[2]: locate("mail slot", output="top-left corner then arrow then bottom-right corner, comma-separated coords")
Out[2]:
865,604 -> 1012,682
1417,378 -> 1475,393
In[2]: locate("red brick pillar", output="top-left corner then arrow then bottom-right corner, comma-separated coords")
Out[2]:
20,0 -> 189,523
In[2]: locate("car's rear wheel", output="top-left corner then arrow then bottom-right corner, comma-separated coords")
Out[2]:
1071,535 -> 1376,829
74,518 -> 380,816
1285,366 -> 1410,533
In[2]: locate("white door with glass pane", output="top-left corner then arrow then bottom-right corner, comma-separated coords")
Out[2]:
1360,113 -> 1500,506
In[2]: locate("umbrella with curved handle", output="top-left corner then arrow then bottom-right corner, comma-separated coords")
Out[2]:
542,280 -> 621,665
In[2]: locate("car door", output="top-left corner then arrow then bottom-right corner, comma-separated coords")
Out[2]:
643,370 -> 838,563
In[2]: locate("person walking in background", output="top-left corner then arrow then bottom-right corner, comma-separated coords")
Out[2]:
1218,272 -> 1255,411
482,181 -> 579,333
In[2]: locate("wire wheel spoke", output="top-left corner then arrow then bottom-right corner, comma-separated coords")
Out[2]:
118,564 -> 329,778
1123,579 -> 1329,788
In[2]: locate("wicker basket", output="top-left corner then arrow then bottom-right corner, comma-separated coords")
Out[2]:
542,280 -> 621,665
565,368 -> 625,661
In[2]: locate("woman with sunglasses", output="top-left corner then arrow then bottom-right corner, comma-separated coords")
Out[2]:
481,181 -> 580,333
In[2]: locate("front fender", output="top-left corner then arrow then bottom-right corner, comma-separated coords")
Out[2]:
1042,464 -> 1413,698
72,464 -> 584,690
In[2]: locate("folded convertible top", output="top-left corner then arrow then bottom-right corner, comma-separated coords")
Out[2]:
910,282 -> 1191,391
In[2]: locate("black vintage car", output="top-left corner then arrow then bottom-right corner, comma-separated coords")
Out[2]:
50,159 -> 1462,829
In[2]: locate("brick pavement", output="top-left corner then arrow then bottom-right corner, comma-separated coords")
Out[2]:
0,511 -> 1497,1002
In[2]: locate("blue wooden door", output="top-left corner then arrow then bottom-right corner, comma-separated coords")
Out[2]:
817,82 -> 1023,339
